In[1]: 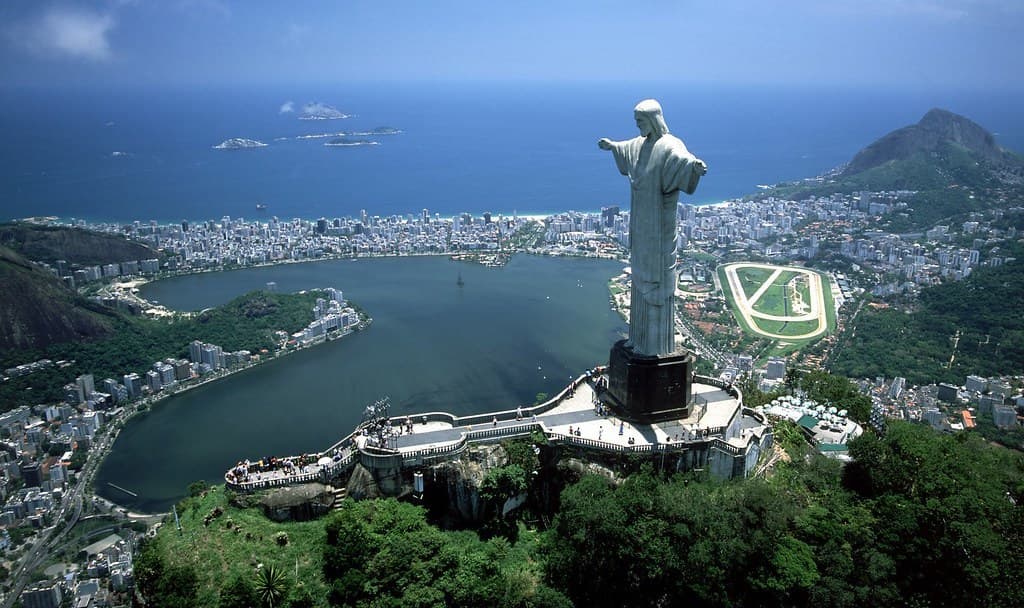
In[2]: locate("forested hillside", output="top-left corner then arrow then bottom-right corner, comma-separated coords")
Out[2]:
830,256 -> 1024,385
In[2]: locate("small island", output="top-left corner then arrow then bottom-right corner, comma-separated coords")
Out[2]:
324,137 -> 379,147
298,102 -> 350,121
350,126 -> 402,136
212,138 -> 268,150
294,131 -> 346,140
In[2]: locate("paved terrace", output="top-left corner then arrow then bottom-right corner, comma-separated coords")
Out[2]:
225,372 -> 748,492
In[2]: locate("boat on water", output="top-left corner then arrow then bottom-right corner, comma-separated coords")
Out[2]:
256,203 -> 268,210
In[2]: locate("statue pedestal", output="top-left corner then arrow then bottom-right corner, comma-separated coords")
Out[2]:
605,340 -> 695,422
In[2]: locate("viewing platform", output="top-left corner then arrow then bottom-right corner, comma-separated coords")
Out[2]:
225,369 -> 773,493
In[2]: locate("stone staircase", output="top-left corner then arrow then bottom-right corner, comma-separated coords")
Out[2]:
330,485 -> 347,509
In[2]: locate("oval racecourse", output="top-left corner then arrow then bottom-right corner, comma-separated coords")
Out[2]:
717,262 -> 835,342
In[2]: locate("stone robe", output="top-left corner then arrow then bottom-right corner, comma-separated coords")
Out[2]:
608,133 -> 702,356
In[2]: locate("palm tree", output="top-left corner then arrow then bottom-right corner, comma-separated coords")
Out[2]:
253,563 -> 289,608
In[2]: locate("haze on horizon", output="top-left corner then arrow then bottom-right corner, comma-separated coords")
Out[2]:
0,0 -> 1021,91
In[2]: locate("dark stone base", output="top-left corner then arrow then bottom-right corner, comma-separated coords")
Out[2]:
605,340 -> 695,422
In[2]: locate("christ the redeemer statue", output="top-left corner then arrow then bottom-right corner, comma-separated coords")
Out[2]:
599,99 -> 707,357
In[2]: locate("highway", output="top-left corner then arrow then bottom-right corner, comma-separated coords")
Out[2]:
675,314 -> 727,367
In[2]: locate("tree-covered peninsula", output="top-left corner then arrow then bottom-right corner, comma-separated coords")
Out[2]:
0,290 -> 352,411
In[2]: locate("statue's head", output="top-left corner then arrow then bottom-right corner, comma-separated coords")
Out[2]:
633,99 -> 669,138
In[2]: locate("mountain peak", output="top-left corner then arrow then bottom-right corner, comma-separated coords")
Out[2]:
842,108 -> 1006,176
919,107 -> 959,124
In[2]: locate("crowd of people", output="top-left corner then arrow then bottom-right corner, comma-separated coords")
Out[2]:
225,453 -> 322,485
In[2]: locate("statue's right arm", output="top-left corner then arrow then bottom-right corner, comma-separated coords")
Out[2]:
598,138 -> 613,151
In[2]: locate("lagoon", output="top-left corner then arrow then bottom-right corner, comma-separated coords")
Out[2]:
94,255 -> 625,512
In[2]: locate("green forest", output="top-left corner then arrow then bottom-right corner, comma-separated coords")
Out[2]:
0,290 -> 329,411
138,419 -> 1024,608
830,258 -> 1024,385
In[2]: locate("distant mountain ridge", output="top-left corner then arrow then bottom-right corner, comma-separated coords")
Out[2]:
0,245 -> 115,352
842,108 -> 1019,176
0,223 -> 157,267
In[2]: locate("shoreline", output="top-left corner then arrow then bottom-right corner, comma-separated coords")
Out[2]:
87,288 -> 371,515
95,327 -> 368,515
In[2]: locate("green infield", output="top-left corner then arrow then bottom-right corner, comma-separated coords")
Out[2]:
736,266 -> 774,300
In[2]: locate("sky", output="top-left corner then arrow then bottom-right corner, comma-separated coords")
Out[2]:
0,0 -> 1021,89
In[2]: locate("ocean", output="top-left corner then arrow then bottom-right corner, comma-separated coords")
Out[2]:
2,82 -> 1021,223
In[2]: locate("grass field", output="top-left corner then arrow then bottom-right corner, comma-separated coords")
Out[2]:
737,267 -> 775,300
149,486 -> 330,607
756,319 -> 820,336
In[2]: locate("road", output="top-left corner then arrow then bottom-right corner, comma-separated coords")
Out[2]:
675,314 -> 727,367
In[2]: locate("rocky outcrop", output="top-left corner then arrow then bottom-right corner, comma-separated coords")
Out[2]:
429,444 -> 509,525
345,464 -> 383,500
260,483 -> 334,522
557,457 -> 621,483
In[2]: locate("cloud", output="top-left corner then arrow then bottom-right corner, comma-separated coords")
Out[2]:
6,7 -> 116,61
279,101 -> 295,114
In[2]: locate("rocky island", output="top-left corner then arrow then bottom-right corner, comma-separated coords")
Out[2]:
324,137 -> 379,147
350,126 -> 402,136
212,137 -> 268,150
298,102 -> 350,120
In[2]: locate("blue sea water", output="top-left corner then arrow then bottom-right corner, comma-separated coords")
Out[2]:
1,82 -> 1021,223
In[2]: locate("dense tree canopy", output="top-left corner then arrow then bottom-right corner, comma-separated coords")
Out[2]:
322,499 -> 570,608
542,421 -> 1024,608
